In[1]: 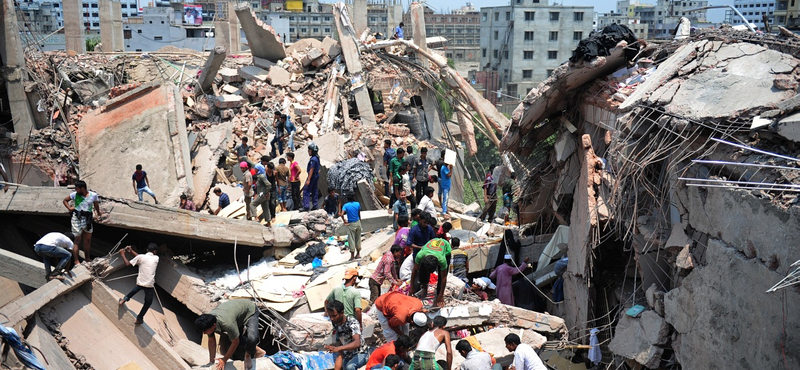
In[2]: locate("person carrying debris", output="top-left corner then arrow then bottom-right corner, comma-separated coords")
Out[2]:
370,244 -> 404,303
276,158 -> 290,212
325,267 -> 363,328
251,166 -> 272,226
374,291 -> 426,341
325,300 -> 369,370
287,152 -> 302,210
367,335 -> 414,370
456,340 -> 500,370
195,300 -> 261,370
270,112 -> 286,157
412,316 -> 452,370
33,232 -> 78,281
504,333 -> 547,370
413,147 -> 430,201
410,237 -> 452,307
131,164 -> 158,204
301,143 -> 321,211
118,243 -> 159,325
179,194 -> 196,211
62,180 -> 102,262
241,161 -> 255,220
490,254 -> 530,306
213,187 -> 230,215
341,193 -> 363,260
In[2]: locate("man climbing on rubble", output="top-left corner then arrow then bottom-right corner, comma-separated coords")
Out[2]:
241,162 -> 254,220
325,300 -> 369,370
118,243 -> 159,325
179,194 -> 196,211
131,164 -> 158,204
33,232 -> 77,281
456,340 -> 499,370
233,136 -> 252,165
374,291 -> 426,342
62,180 -> 102,262
325,188 -> 341,217
195,300 -> 261,370
302,143 -> 321,211
284,114 -> 297,152
287,152 -> 302,210
213,187 -> 230,215
504,333 -> 547,370
491,254 -> 530,307
366,334 -> 414,370
325,267 -> 363,328
393,22 -> 404,40
417,186 -> 437,219
401,163 -> 417,209
412,316 -> 452,370
414,148 -> 430,201
478,165 -> 497,222
383,140 -> 396,203
265,161 -> 278,220
276,158 -> 290,212
270,112 -> 285,157
251,166 -> 272,226
370,244 -> 404,303
341,193 -> 363,260
411,237 -> 452,307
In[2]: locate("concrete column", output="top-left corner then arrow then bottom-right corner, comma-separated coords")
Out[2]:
352,0 -> 367,36
410,2 -> 443,140
112,1 -> 124,51
99,0 -> 114,50
0,0 -> 36,145
63,0 -> 85,54
227,1 -> 240,52
214,20 -> 231,51
410,2 -> 428,62
387,0 -> 402,39
197,46 -> 227,92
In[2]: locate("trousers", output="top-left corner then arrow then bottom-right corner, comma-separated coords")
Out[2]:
124,285 -> 154,321
347,220 -> 362,254
302,180 -> 319,210
34,243 -> 71,275
290,181 -> 301,210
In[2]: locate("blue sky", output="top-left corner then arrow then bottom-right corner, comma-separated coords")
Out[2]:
420,0 -> 735,23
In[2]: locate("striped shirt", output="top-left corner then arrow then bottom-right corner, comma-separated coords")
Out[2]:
371,251 -> 400,286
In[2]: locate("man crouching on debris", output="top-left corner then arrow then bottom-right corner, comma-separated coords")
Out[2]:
33,231 -> 78,281
195,300 -> 261,370
62,180 -> 102,262
325,300 -> 369,370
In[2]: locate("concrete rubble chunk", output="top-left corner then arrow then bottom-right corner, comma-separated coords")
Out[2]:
0,264 -> 93,327
676,244 -> 694,270
196,46 -> 226,92
215,94 -> 244,109
234,3 -> 286,62
608,311 -> 668,368
238,66 -> 269,82
0,248 -> 47,288
267,66 -> 291,86
252,57 -> 276,70
219,68 -> 242,83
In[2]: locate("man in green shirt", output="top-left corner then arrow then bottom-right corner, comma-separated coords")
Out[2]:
195,300 -> 260,370
410,238 -> 452,307
388,148 -> 406,205
325,268 -> 363,328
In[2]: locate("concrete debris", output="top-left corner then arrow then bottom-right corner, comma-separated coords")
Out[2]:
234,4 -> 286,62
608,311 -> 668,368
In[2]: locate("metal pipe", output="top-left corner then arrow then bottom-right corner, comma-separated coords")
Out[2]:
692,159 -> 800,171
710,137 -> 800,163
684,183 -> 800,192
686,5 -> 756,33
680,177 -> 800,188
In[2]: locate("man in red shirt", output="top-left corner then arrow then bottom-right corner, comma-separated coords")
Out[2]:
287,152 -> 302,211
366,335 -> 413,370
374,291 -> 426,342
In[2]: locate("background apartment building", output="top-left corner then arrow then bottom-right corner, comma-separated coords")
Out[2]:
595,13 -> 649,39
17,0 -> 140,32
617,0 -> 710,39
479,0 -> 594,98
725,0 -> 775,30
403,3 -> 481,63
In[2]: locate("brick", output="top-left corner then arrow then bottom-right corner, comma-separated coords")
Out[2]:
238,66 -> 269,82
215,95 -> 244,109
218,68 -> 242,83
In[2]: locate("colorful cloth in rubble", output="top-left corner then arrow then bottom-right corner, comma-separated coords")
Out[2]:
269,351 -> 304,370
296,351 -> 337,370
0,324 -> 46,370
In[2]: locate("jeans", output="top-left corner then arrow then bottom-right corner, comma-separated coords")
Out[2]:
441,187 -> 450,214
270,134 -> 284,155
34,243 -> 71,275
123,285 -> 154,321
302,179 -> 319,210
137,186 -> 156,202
341,352 -> 369,370
277,185 -> 288,203
287,132 -> 295,151
218,310 -> 260,358
290,182 -> 301,210
347,220 -> 362,254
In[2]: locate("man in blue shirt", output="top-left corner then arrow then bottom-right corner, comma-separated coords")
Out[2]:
270,111 -> 285,157
439,163 -> 452,215
340,194 -> 362,260
213,187 -> 230,215
408,213 -> 435,258
132,164 -> 158,204
284,114 -> 297,152
302,143 -> 321,211
393,22 -> 404,39
383,140 -> 396,202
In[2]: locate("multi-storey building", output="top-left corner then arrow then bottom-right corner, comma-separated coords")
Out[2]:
617,0 -> 709,39
724,0 -> 775,29
402,3 -> 481,63
16,0 -> 141,32
596,13 -> 649,39
479,0 -> 594,98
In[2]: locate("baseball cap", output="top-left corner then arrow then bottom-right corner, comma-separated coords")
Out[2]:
239,161 -> 248,169
412,312 -> 428,327
343,268 -> 360,279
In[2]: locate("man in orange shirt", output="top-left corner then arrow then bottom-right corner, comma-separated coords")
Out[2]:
365,335 -> 413,370
374,291 -> 426,341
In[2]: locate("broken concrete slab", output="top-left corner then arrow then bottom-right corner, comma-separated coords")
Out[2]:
156,259 -> 219,315
219,68 -> 242,83
608,310 -> 668,368
197,46 -> 226,93
234,4 -> 286,62
332,3 -> 376,126
776,111 -> 800,142
79,82 -> 193,206
321,36 -> 341,59
0,276 -> 25,309
0,248 -> 47,288
176,339 -> 208,367
215,94 -> 245,109
238,66 -> 269,82
26,315 -> 78,370
191,122 -> 232,207
266,66 -> 291,86
335,210 -> 392,235
0,264 -> 92,327
252,57 -> 275,70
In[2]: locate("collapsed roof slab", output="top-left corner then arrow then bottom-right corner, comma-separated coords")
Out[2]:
234,4 -> 286,62
0,187 -> 271,247
79,82 -> 193,206
0,248 -> 47,289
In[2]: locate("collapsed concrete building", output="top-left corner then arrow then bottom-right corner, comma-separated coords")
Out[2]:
503,26 -> 800,369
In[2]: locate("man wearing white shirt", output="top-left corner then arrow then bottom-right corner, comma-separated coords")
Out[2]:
416,186 -> 437,219
34,232 -> 77,281
119,243 -> 160,325
504,334 -> 547,370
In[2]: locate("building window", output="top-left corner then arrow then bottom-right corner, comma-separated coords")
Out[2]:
324,27 -> 331,33
312,16 -> 319,21
313,28 -> 319,32
482,48 -> 487,57
524,31 -> 534,40
550,12 -> 559,21
482,12 -> 487,21
506,11 -> 511,20
573,31 -> 583,40
301,27 -> 307,32
300,16 -> 307,21
494,12 -> 499,21
549,31 -> 558,41
548,50 -> 558,59
91,3 -> 97,7
289,16 -> 295,21
121,4 -> 127,8
137,29 -> 142,33
547,69 -> 554,76
574,12 -> 584,21
494,30 -> 499,40
493,49 -> 498,58
522,69 -> 532,78
124,29 -> 132,39
289,27 -> 295,32
523,50 -> 533,59
324,16 -> 331,21
504,50 -> 509,59
154,36 -> 163,40
524,11 -> 534,20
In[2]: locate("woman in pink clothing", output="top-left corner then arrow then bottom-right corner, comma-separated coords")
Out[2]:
490,254 -> 531,306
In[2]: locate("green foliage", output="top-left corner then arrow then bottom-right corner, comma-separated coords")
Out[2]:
434,82 -> 454,121
447,58 -> 455,68
462,179 -> 486,207
86,37 -> 101,52
464,115 -> 501,189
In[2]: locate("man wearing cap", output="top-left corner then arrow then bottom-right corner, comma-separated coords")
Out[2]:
241,162 -> 254,220
325,268 -> 363,328
374,291 -> 426,342
490,255 -> 530,306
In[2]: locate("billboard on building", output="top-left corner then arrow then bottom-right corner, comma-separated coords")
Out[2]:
285,0 -> 303,11
184,5 -> 203,25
